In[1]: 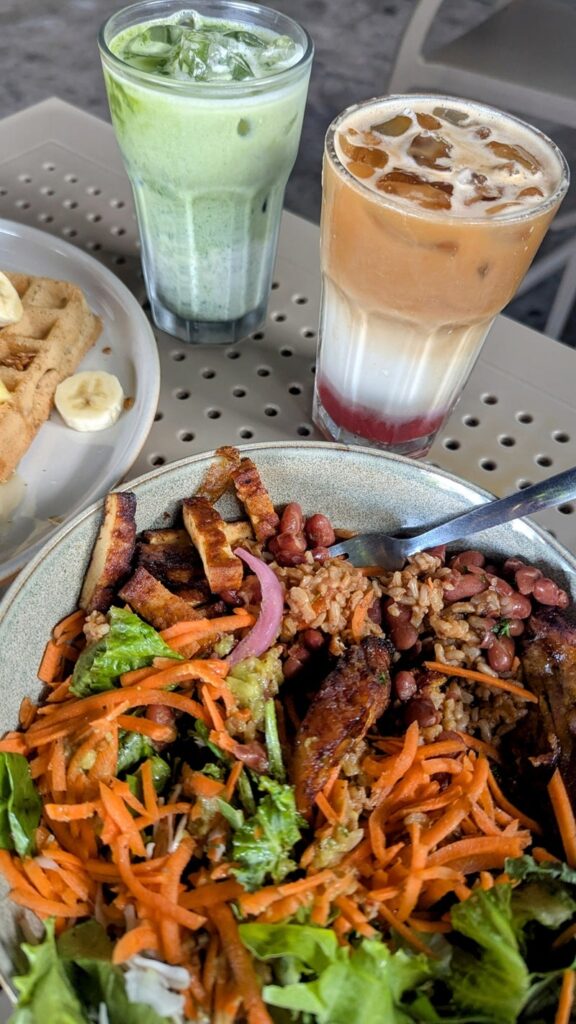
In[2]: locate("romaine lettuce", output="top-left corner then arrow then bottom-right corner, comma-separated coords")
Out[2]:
0,752 -> 41,857
71,607 -> 182,697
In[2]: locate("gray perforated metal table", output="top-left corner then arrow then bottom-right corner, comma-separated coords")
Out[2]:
1,97 -> 576,555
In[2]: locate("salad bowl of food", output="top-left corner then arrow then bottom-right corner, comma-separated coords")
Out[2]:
1,441 -> 576,1024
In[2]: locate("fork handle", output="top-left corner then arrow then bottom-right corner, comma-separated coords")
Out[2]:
402,465 -> 576,556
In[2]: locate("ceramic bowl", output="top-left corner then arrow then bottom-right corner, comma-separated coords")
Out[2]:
1,441 -> 575,983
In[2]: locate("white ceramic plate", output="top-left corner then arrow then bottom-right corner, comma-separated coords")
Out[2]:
0,218 -> 159,583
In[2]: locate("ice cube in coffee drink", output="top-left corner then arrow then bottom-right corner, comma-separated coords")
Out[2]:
314,95 -> 568,457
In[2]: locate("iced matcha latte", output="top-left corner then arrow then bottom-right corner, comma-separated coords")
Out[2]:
99,2 -> 312,342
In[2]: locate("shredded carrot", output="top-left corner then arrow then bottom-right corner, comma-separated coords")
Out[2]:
0,733 -> 27,754
45,802 -> 98,821
187,771 -> 225,799
555,970 -> 575,1024
455,731 -> 501,763
350,591 -> 375,644
202,686 -> 225,732
429,835 -> 529,873
553,921 -> 576,950
224,761 -> 243,802
37,641 -> 65,684
161,611 -> 254,645
210,903 -> 273,1024
373,720 -> 420,794
549,769 -> 576,868
315,791 -> 340,826
140,759 -> 159,820
487,767 -> 542,834
114,837 -> 205,931
533,846 -> 560,864
120,666 -> 161,687
53,609 -> 86,644
334,895 -> 377,938
423,660 -> 538,703
161,836 -> 195,964
377,902 -> 435,956
115,714 -> 175,744
10,888 -> 90,919
181,880 -> 243,910
113,924 -> 160,964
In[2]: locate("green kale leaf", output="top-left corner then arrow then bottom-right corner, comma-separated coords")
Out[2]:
229,775 -> 304,891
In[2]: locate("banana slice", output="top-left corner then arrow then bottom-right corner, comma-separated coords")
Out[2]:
55,370 -> 125,432
0,272 -> 23,327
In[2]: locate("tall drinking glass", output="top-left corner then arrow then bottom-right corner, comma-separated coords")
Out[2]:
99,0 -> 313,344
313,95 -> 569,457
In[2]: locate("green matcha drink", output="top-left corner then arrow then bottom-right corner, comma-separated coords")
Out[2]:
99,1 -> 313,343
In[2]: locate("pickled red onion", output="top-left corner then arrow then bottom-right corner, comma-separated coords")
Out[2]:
226,548 -> 284,666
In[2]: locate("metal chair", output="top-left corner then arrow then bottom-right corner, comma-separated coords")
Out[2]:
388,0 -> 576,338
389,0 -> 576,129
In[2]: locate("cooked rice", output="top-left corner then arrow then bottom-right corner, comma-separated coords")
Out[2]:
274,552 -> 382,642
273,547 -> 529,748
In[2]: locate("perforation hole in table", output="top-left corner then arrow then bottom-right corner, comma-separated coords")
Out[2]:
1,100 -> 576,554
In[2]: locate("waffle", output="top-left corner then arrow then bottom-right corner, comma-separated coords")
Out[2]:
0,272 -> 102,482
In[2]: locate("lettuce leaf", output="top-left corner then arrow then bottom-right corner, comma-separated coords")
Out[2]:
230,775 -> 304,890
9,921 -> 87,1024
9,920 -> 172,1024
0,752 -> 41,856
506,854 -> 576,888
71,607 -> 182,697
449,885 -> 529,1023
240,923 -> 436,1023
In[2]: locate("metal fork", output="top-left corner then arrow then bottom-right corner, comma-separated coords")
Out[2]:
328,465 -> 576,569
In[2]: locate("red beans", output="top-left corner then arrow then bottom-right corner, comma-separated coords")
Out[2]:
394,671 -> 417,700
425,545 -> 446,563
311,546 -> 330,562
368,599 -> 382,625
487,635 -> 515,673
405,698 -> 438,728
390,621 -> 419,651
146,704 -> 175,726
450,550 -> 486,571
508,618 -> 525,637
382,598 -> 411,626
280,502 -> 304,535
302,629 -> 325,651
269,531 -> 307,566
444,572 -> 488,602
305,513 -> 336,549
532,576 -> 567,607
499,591 -> 532,619
514,566 -> 542,595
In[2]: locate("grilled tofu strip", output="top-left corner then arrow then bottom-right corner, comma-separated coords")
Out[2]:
231,457 -> 279,543
183,496 -> 244,595
143,521 -> 252,550
79,492 -> 137,613
195,445 -> 242,503
142,528 -> 191,547
136,541 -> 201,587
119,566 -> 202,630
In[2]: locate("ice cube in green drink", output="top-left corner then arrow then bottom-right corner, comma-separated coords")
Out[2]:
115,10 -> 301,81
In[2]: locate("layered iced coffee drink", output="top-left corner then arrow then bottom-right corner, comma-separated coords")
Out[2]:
313,96 -> 569,456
